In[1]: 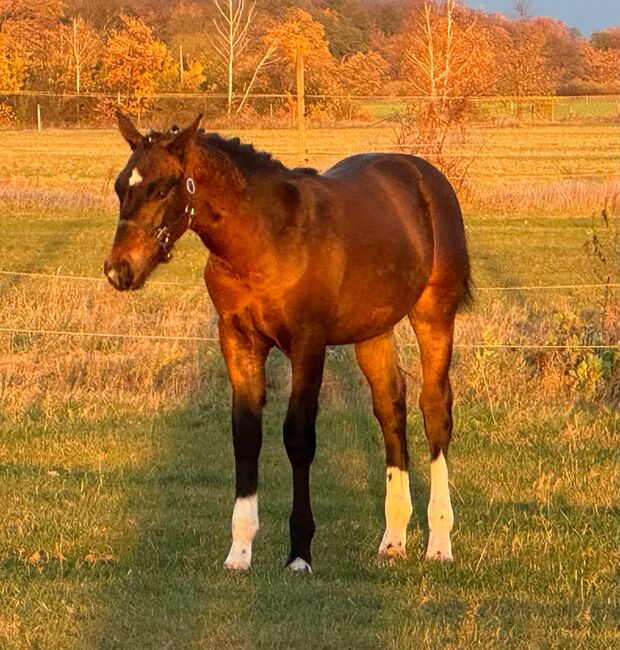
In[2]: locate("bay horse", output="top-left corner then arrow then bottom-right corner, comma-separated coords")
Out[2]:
104,113 -> 471,573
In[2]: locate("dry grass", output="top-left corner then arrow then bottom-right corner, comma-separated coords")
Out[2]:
0,124 -> 618,648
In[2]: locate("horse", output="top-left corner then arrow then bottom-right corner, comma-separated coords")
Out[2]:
104,112 -> 472,573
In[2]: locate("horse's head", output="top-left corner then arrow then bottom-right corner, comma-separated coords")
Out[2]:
104,112 -> 202,291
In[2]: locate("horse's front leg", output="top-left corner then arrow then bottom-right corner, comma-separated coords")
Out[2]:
283,336 -> 326,573
219,318 -> 271,570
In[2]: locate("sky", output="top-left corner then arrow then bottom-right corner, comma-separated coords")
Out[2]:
473,0 -> 620,36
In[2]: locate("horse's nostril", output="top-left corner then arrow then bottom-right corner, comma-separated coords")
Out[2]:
118,259 -> 133,290
105,259 -> 133,291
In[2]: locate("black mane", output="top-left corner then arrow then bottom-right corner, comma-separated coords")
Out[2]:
198,131 -> 290,179
148,127 -> 318,178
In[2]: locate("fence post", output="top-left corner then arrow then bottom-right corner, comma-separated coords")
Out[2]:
37,104 -> 42,133
179,43 -> 184,84
295,47 -> 306,163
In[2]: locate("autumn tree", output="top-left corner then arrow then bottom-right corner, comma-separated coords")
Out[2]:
208,0 -> 257,115
578,38 -> 620,94
265,8 -> 331,149
340,50 -> 389,95
492,16 -> 557,96
0,30 -> 25,90
65,15 -> 101,94
101,15 -> 177,118
316,0 -> 373,58
396,0 -> 495,191
204,0 -> 278,116
0,0 -> 64,90
591,27 -> 620,52
402,0 -> 496,100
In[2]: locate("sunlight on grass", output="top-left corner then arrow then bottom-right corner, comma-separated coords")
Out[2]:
0,125 -> 618,648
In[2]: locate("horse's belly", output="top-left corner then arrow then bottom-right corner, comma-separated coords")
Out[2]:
328,276 -> 424,345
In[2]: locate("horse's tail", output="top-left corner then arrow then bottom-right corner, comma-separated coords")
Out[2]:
411,155 -> 475,313
458,262 -> 475,311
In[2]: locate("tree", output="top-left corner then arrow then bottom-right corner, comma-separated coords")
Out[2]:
395,0 -> 495,192
591,27 -> 620,52
315,0 -> 373,58
0,0 -> 64,90
340,50 -> 389,95
402,0 -> 495,100
63,15 -> 101,94
493,16 -> 557,96
101,15 -> 177,118
265,9 -> 335,146
0,30 -> 25,90
579,40 -> 620,94
208,0 -> 257,115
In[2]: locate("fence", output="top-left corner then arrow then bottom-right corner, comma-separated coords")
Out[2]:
0,270 -> 618,351
0,92 -> 618,130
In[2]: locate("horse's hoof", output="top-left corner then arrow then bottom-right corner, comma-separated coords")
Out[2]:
224,560 -> 251,571
288,557 -> 312,574
426,550 -> 453,562
224,549 -> 251,571
378,543 -> 407,561
426,532 -> 453,561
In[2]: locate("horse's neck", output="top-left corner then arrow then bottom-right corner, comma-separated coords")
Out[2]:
187,146 -> 270,274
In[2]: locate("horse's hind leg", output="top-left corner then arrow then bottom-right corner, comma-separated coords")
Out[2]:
409,290 -> 458,561
355,332 -> 412,558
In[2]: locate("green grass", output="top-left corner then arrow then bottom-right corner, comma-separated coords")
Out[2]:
0,127 -> 618,648
359,96 -> 619,123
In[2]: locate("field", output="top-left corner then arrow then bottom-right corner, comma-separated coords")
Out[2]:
358,95 -> 620,122
0,123 -> 618,649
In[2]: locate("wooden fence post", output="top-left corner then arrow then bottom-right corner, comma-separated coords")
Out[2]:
295,47 -> 306,163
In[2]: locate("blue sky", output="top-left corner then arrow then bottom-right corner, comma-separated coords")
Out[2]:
472,0 -> 620,36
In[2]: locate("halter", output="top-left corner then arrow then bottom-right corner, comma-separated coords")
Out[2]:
155,176 -> 196,261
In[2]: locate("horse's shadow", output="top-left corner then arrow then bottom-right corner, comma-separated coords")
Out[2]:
94,345 -> 617,648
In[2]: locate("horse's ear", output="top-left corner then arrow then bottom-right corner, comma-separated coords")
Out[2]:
166,113 -> 203,160
116,111 -> 143,150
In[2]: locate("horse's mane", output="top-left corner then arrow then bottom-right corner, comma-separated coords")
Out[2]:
147,127 -> 318,179
198,131 -> 290,179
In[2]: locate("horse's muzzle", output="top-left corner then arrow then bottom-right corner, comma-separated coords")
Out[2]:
104,258 -> 136,291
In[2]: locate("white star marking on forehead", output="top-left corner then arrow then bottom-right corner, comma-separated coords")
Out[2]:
128,167 -> 143,187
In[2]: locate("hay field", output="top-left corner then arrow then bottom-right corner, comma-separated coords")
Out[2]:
0,123 -> 618,649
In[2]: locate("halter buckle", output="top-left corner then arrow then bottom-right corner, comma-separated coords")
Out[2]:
186,177 -> 196,195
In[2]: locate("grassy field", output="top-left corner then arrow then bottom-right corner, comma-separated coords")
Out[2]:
359,95 -> 619,123
0,124 -> 618,649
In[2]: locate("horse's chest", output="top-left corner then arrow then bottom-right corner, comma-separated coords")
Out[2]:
210,281 -> 291,348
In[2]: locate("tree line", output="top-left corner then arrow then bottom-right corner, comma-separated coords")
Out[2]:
0,0 -> 618,124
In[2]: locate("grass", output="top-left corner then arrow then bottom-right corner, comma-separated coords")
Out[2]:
357,96 -> 620,123
0,124 -> 618,648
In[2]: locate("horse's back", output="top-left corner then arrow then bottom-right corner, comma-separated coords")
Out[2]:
288,153 -> 470,343
322,152 -> 470,294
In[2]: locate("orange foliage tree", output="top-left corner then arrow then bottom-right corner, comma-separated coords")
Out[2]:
265,8 -> 343,121
101,14 -> 177,118
395,0 -> 495,192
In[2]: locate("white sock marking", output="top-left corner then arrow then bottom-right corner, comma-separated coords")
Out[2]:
128,167 -> 143,187
426,451 -> 454,561
224,495 -> 258,570
288,557 -> 312,574
378,466 -> 412,557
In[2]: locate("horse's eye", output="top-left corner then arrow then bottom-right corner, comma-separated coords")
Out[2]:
157,190 -> 168,199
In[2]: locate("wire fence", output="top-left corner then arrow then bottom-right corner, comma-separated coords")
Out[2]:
1,96 -> 617,354
1,91 -> 618,129
1,326 -> 618,351
1,269 -> 618,350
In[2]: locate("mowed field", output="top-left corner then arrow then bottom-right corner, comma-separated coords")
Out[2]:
0,123 -> 618,649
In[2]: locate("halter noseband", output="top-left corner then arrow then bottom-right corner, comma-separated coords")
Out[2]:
155,176 -> 196,260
